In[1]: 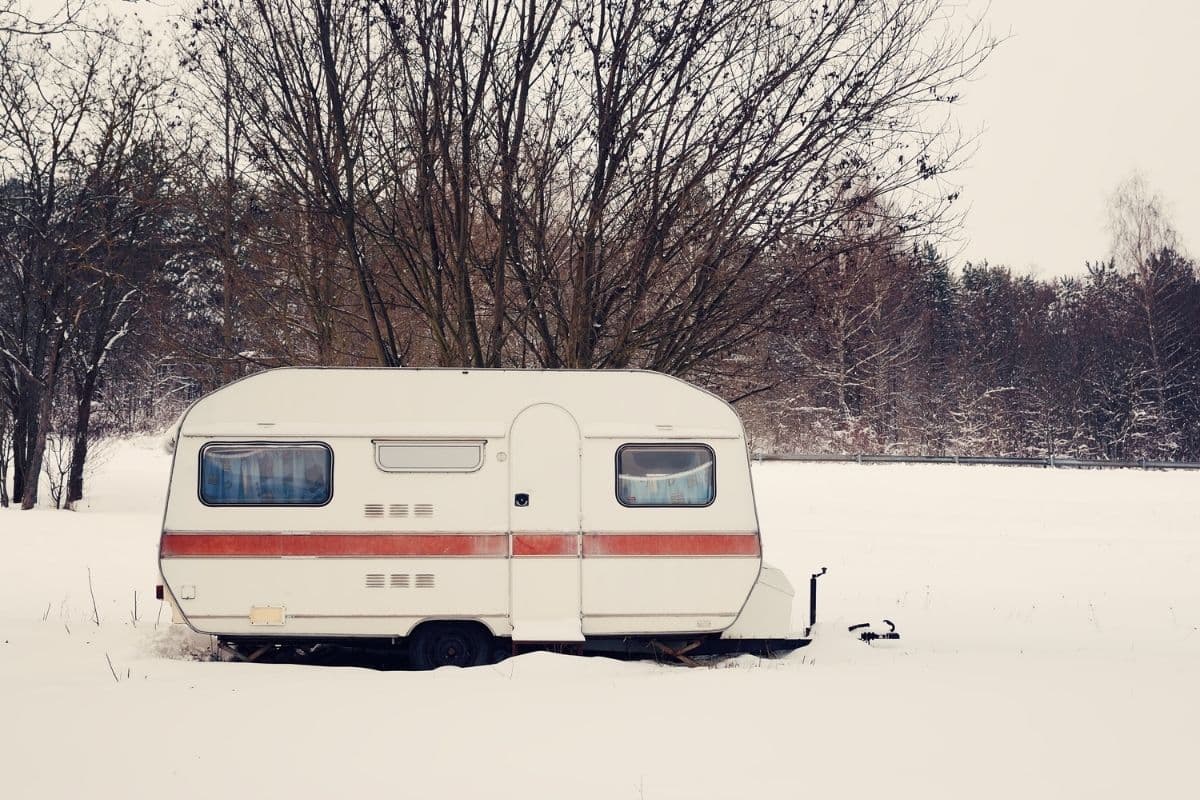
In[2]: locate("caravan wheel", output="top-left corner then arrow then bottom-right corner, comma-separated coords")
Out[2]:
408,623 -> 490,669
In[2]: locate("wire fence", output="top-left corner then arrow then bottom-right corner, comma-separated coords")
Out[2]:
753,453 -> 1200,471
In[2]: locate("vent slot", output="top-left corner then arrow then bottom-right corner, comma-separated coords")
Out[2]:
365,573 -> 385,588
364,503 -> 384,518
414,503 -> 434,518
388,504 -> 409,518
415,573 -> 435,589
390,573 -> 410,588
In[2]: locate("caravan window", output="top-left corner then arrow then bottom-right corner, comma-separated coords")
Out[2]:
616,444 -> 715,507
374,441 -> 485,472
200,443 -> 332,506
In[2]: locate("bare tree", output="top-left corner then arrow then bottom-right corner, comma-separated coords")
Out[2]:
186,0 -> 993,376
0,25 -> 174,507
188,0 -> 403,367
1107,174 -> 1193,457
504,0 -> 990,374
1109,173 -> 1178,277
1,0 -> 92,37
365,0 -> 570,366
0,29 -> 105,507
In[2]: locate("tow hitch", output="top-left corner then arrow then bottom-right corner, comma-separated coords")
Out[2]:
849,619 -> 900,643
805,567 -> 902,644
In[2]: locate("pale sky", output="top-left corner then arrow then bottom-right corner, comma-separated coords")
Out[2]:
22,0 -> 1200,278
956,0 -> 1200,276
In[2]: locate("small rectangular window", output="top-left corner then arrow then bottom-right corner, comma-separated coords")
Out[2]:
200,443 -> 332,506
374,440 -> 484,472
617,444 -> 715,507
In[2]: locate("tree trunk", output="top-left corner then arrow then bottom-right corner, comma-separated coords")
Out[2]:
0,409 -> 10,508
10,390 -> 33,502
10,417 -> 23,504
66,368 -> 99,506
221,20 -> 238,384
20,330 -> 64,510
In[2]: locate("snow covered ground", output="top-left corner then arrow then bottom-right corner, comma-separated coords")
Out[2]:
2,438 -> 1198,799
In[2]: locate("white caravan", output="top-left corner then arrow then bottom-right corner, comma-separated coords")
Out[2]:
158,368 -> 808,667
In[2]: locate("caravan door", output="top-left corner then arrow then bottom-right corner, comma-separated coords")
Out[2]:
508,403 -> 584,641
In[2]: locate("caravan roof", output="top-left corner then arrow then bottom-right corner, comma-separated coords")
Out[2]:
178,367 -> 745,440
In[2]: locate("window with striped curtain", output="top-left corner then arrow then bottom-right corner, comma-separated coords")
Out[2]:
200,443 -> 332,506
616,444 -> 715,507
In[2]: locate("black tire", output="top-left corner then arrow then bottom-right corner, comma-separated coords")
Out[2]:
407,623 -> 490,669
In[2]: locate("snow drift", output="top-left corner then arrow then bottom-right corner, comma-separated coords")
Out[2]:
1,438 -> 1198,799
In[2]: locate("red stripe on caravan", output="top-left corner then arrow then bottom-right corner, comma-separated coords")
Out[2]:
583,533 -> 760,557
512,534 -> 577,556
160,533 -> 507,558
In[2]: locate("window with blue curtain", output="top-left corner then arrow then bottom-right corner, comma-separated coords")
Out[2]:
617,444 -> 715,507
200,443 -> 332,506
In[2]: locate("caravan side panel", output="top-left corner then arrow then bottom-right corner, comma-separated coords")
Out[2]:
159,368 -> 772,642
578,437 -> 761,635
161,434 -> 514,638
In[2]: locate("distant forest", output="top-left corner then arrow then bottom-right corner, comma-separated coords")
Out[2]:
1,0 -> 1196,509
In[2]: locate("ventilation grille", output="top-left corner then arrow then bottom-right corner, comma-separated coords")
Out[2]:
366,502 -> 432,518
364,573 -> 432,589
